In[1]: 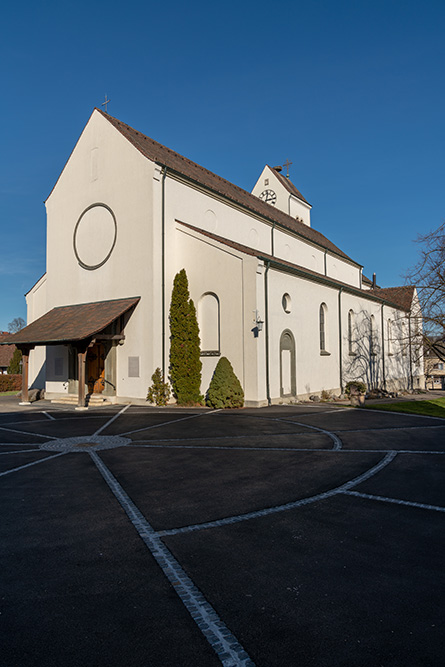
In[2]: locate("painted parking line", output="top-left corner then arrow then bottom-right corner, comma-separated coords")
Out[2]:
0,425 -> 57,440
157,452 -> 397,537
343,490 -> 445,513
118,411 -> 219,437
90,451 -> 255,667
93,403 -> 131,436
0,452 -> 65,477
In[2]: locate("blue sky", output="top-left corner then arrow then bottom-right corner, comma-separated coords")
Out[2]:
1,0 -> 444,331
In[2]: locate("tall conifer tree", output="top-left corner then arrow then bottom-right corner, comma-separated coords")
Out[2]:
169,269 -> 202,404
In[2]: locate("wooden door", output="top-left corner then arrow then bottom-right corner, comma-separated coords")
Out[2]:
87,343 -> 105,394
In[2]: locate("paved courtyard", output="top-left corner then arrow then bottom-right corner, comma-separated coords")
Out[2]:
1,399 -> 444,666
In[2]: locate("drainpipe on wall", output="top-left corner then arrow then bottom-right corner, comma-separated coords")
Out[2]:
408,315 -> 413,389
338,288 -> 343,394
381,304 -> 386,390
264,261 -> 271,406
324,250 -> 327,276
271,223 -> 275,256
161,166 -> 168,377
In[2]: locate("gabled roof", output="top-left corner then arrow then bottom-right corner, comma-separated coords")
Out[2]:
366,286 -> 415,312
267,166 -> 310,205
97,109 -> 358,266
1,297 -> 140,346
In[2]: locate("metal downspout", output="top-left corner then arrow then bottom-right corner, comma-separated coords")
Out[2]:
271,223 -> 275,256
381,304 -> 386,390
161,166 -> 167,377
408,315 -> 413,389
338,288 -> 343,394
264,261 -> 271,406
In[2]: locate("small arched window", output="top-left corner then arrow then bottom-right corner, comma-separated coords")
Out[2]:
198,293 -> 220,356
348,310 -> 355,355
319,303 -> 328,353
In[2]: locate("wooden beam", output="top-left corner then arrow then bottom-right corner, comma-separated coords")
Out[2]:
20,348 -> 30,404
77,348 -> 87,408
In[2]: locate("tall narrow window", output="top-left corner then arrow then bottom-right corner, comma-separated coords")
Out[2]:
348,310 -> 355,355
198,293 -> 220,356
319,303 -> 328,353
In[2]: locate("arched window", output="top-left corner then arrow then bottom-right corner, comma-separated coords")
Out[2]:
348,310 -> 355,355
280,330 -> 296,396
198,293 -> 220,356
319,303 -> 328,353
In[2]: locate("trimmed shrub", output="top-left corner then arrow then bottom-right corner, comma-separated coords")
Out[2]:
8,348 -> 22,374
169,269 -> 203,405
206,357 -> 244,409
345,380 -> 367,396
147,368 -> 171,406
0,374 -> 22,392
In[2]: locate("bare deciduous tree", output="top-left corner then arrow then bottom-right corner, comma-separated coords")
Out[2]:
7,317 -> 25,333
405,221 -> 445,361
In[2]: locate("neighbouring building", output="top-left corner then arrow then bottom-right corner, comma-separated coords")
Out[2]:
0,333 -> 16,374
2,109 -> 424,407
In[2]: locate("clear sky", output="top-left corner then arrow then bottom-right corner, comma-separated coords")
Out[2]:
1,0 -> 444,331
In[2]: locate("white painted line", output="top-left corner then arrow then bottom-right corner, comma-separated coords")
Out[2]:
93,404 -> 131,436
118,411 -> 213,437
0,452 -> 65,477
41,411 -> 56,421
90,451 -> 255,667
0,426 -> 57,440
0,449 -> 41,455
343,490 -> 445,513
363,407 -> 445,421
158,452 -> 397,537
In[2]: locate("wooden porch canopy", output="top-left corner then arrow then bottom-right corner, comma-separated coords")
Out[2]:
1,297 -> 140,407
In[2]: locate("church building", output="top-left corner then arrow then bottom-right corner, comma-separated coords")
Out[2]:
6,109 -> 424,407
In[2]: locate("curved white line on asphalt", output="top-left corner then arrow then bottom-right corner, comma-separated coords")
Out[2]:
245,414 -> 343,450
90,451 -> 255,667
157,452 -> 397,537
343,490 -> 445,513
0,452 -> 65,477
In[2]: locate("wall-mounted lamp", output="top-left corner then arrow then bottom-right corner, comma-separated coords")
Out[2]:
254,310 -> 264,331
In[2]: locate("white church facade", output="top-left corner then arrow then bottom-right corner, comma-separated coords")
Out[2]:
7,109 -> 424,407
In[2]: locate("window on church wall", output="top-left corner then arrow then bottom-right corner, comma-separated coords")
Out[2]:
198,293 -> 220,356
319,303 -> 329,354
348,310 -> 355,355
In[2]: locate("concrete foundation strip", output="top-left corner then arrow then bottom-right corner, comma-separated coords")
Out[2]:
90,451 -> 255,667
343,490 -> 445,512
0,452 -> 66,477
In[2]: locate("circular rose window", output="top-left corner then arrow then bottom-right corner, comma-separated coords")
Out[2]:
73,203 -> 117,270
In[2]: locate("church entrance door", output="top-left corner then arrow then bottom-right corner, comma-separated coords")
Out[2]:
87,343 -> 105,394
280,330 -> 296,397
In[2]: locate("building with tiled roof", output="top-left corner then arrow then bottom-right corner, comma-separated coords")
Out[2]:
0,332 -> 16,374
4,109 -> 424,406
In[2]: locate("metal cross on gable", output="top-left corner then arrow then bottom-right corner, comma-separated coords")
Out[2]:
102,95 -> 111,112
283,158 -> 293,179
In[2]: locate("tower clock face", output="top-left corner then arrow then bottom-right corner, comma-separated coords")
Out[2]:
259,189 -> 277,205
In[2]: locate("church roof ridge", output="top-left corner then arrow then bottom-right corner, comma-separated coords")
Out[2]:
265,164 -> 310,206
176,220 -> 410,311
95,108 -> 358,266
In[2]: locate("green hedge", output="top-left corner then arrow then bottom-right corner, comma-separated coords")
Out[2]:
0,374 -> 22,392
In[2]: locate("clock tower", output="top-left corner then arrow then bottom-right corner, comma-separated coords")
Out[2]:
251,164 -> 312,227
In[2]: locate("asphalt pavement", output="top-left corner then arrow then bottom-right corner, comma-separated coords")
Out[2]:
0,398 -> 444,666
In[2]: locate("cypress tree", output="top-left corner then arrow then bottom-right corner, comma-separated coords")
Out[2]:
8,348 -> 22,374
169,269 -> 203,405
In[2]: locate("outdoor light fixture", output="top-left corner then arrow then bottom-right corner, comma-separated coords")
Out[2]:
254,310 -> 264,331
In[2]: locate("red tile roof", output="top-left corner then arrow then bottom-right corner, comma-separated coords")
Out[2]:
97,109 -> 358,266
0,332 -> 16,368
1,298 -> 140,346
366,286 -> 415,311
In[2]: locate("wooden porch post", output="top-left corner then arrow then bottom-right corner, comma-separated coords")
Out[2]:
77,347 -> 88,409
19,347 -> 30,405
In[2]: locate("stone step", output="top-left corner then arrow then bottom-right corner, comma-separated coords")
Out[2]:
51,394 -> 112,407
